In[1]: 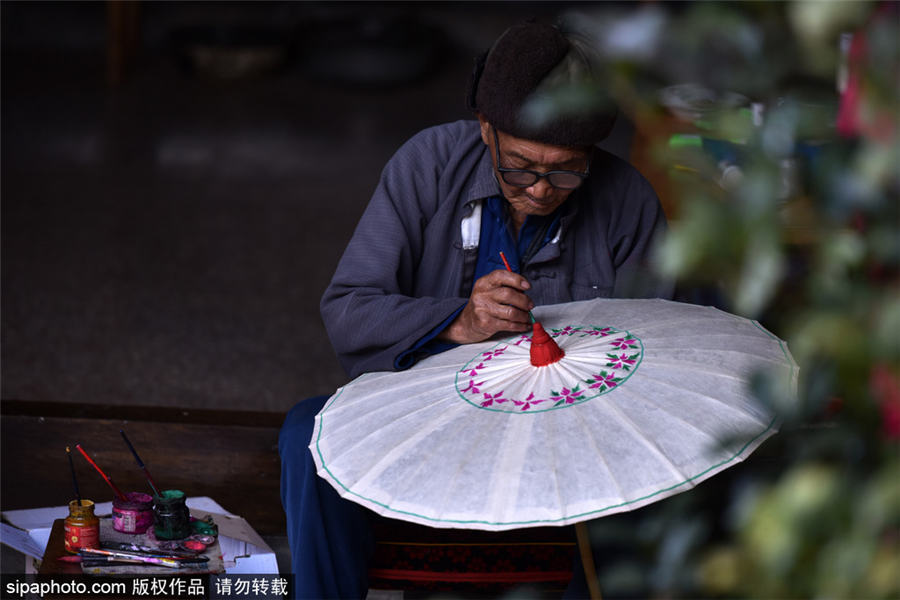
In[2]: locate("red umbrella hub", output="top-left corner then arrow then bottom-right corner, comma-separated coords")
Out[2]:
530,321 -> 565,367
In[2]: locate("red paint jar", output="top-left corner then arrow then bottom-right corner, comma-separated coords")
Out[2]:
64,499 -> 100,553
112,492 -> 154,534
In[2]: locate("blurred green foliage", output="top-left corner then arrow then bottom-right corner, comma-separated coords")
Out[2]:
555,2 -> 899,598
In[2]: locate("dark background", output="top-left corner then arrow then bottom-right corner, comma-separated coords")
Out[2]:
1,1 -> 636,414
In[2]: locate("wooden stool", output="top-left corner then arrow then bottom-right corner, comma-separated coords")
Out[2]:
366,516 -> 580,598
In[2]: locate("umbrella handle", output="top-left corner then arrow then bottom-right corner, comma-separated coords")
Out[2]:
575,521 -> 603,600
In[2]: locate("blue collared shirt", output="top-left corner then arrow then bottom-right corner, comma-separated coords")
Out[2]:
394,196 -> 562,369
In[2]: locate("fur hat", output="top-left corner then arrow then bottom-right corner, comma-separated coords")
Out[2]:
467,22 -> 616,148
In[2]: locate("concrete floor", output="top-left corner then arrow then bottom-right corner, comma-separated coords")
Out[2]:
2,2 -> 633,415
0,2 -> 527,414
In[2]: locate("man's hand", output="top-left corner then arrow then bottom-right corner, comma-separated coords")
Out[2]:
438,270 -> 534,344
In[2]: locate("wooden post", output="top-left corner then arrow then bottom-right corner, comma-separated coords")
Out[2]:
575,521 -> 603,600
107,0 -> 140,87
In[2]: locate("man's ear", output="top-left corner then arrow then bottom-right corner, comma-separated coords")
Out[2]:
477,114 -> 491,146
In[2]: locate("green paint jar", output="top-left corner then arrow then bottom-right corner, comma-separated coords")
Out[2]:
153,490 -> 191,540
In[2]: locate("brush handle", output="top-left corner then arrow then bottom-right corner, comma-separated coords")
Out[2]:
141,467 -> 161,497
120,430 -> 146,467
80,548 -> 182,568
103,541 -> 206,560
120,430 -> 161,496
75,444 -> 129,501
499,252 -> 536,323
65,447 -> 82,505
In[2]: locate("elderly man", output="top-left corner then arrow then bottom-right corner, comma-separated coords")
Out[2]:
280,21 -> 671,598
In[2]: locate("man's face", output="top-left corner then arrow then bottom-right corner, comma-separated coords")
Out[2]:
478,115 -> 590,228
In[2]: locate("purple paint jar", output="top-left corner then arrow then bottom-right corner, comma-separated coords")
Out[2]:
112,492 -> 154,534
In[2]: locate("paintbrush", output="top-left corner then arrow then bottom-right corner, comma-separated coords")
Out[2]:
65,446 -> 82,506
79,548 -> 206,569
74,444 -> 129,501
119,429 -> 161,497
499,251 -> 564,366
58,554 -> 144,565
102,541 -> 208,560
499,251 -> 536,323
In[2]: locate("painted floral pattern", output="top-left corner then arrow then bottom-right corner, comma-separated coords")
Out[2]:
456,325 -> 643,413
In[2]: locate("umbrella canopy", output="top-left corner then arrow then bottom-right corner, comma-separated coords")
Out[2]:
311,298 -> 797,531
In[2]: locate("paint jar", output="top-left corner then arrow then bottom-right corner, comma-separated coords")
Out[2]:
153,490 -> 191,540
112,492 -> 154,534
64,499 -> 100,553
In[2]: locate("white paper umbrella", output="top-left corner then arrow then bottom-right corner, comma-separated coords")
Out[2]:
311,298 -> 797,531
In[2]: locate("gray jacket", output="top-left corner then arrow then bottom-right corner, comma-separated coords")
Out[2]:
321,120 -> 670,378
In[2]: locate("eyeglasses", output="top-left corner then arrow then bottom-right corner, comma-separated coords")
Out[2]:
492,127 -> 590,190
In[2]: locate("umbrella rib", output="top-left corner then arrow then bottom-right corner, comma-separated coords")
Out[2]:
625,384 -> 763,448
319,390 -> 438,440
642,357 -> 796,403
474,415 -> 537,523
618,312 -> 737,334
546,416 -> 568,523
341,410 -> 460,494
316,396 -> 461,489
601,388 -> 697,484
399,408 -> 499,522
644,345 -> 793,365
577,408 -> 630,506
628,315 -> 730,333
633,370 -> 773,427
640,360 -> 748,383
320,363 -> 468,436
